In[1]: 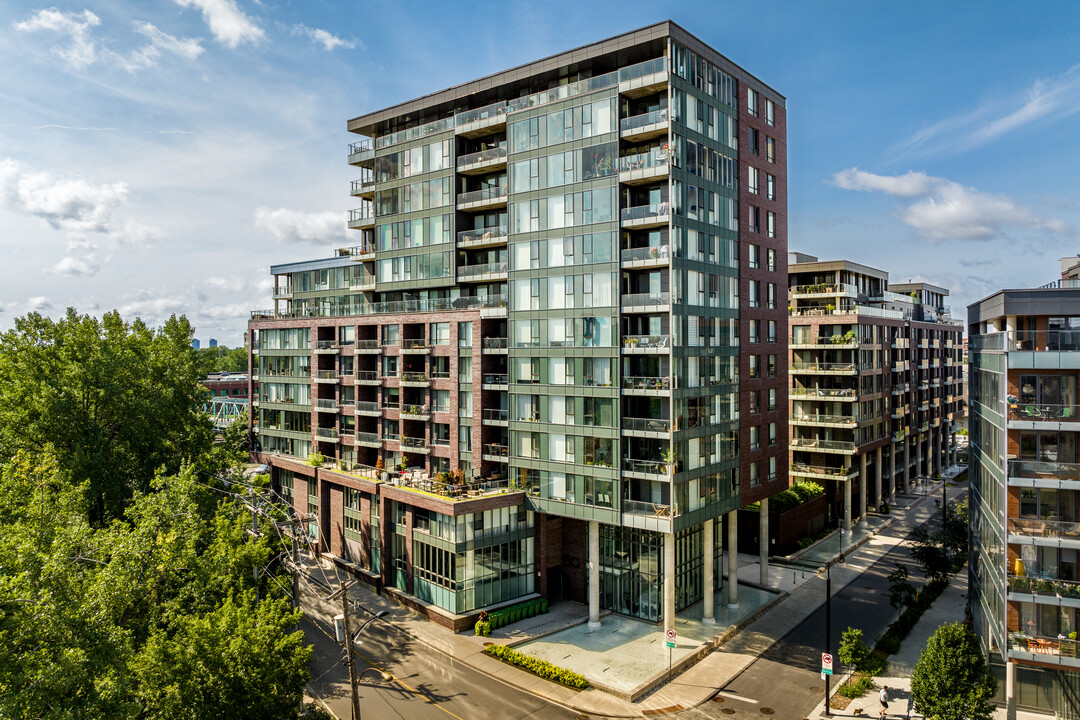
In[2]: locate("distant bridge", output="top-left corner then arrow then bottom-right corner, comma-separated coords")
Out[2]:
205,396 -> 249,429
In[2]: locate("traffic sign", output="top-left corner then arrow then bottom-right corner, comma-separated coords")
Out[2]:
821,652 -> 833,675
665,628 -> 676,648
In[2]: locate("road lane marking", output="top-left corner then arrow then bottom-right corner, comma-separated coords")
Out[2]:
716,690 -> 759,704
353,647 -> 467,720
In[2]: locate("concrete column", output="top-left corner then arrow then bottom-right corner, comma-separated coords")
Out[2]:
903,440 -> 911,495
759,497 -> 770,586
889,445 -> 897,504
858,452 -> 868,524
664,532 -> 676,631
1005,659 -> 1017,720
703,520 -> 715,624
843,479 -> 852,533
588,520 -> 601,629
874,446 -> 883,512
727,510 -> 738,608
917,436 -> 924,486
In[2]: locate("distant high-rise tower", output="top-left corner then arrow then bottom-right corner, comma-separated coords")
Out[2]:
191,338 -> 201,350
209,338 -> 218,348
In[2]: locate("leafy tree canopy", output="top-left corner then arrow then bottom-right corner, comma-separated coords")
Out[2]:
197,345 -> 249,375
911,622 -> 996,720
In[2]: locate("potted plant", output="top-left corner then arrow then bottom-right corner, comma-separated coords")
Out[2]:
650,247 -> 660,259
825,303 -> 835,313
399,455 -> 409,474
662,446 -> 676,475
1009,631 -> 1029,651
843,329 -> 857,343
308,452 -> 325,468
375,456 -> 386,481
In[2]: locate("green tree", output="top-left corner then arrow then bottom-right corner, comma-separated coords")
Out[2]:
0,309 -> 212,524
911,622 -> 996,720
838,626 -> 871,670
197,345 -> 249,374
0,451 -> 310,719
888,565 -> 917,620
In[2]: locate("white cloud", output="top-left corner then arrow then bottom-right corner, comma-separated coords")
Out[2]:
253,207 -> 346,244
51,255 -> 99,277
0,158 -> 127,232
895,63 -> 1080,157
26,296 -> 53,312
173,0 -> 264,48
292,24 -> 356,52
832,167 -> 1074,242
14,8 -> 101,70
113,22 -> 204,72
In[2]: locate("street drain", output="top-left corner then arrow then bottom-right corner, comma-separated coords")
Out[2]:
482,642 -> 493,647
760,709 -> 775,715
809,686 -> 823,692
711,696 -> 725,703
721,709 -> 736,715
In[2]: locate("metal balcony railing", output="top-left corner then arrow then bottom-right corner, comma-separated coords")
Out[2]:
620,108 -> 669,133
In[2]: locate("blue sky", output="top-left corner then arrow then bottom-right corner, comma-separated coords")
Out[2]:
1,0 -> 1078,345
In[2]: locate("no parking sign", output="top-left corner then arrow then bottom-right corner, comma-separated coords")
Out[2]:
821,653 -> 833,675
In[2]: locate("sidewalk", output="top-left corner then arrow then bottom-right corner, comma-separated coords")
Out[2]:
301,468 -> 968,718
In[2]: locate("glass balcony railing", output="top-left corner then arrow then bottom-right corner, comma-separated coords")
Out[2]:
622,291 -> 670,307
623,417 -> 671,433
483,443 -> 509,458
355,371 -> 379,382
1009,404 -> 1080,421
623,458 -> 668,476
457,186 -> 508,205
790,362 -> 857,372
315,427 -> 339,439
401,372 -> 428,383
1008,459 -> 1080,482
621,202 -> 669,223
251,294 -> 510,322
455,100 -> 507,126
482,408 -> 508,422
355,432 -> 379,445
618,149 -> 669,173
621,334 -> 670,350
458,225 -> 508,245
348,206 -> 374,223
790,463 -> 857,479
375,116 -> 455,150
789,438 -> 857,452
458,146 -> 508,168
621,244 -> 671,262
622,499 -> 671,518
354,401 -> 379,413
348,139 -> 372,155
792,283 -> 860,296
314,398 -> 338,410
1008,517 -> 1080,539
458,262 -> 508,278
315,370 -> 338,380
621,376 -> 670,390
1008,574 -> 1080,599
790,387 -> 857,398
619,56 -> 667,83
620,108 -> 669,133
401,436 -> 429,450
482,337 -> 508,349
791,414 -> 857,426
401,339 -> 428,350
401,404 -> 430,417
483,373 -> 509,385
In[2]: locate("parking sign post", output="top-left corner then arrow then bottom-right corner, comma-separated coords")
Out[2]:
666,628 -> 676,683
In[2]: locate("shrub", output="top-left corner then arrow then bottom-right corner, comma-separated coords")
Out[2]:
839,627 -> 871,671
838,674 -> 873,699
483,645 -> 588,689
474,619 -> 491,637
308,452 -> 325,468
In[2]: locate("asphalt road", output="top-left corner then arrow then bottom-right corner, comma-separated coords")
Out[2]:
666,483 -> 966,720
302,602 -> 576,720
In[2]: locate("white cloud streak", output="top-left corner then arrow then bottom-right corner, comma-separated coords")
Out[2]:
0,158 -> 128,232
292,24 -> 356,52
51,255 -> 100,277
173,0 -> 264,48
14,8 -> 101,70
833,168 -> 1073,242
253,207 -> 346,244
895,63 -> 1080,157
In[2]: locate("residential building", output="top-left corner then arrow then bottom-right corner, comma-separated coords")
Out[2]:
248,21 -> 788,631
968,279 -> 1080,717
787,253 -> 963,531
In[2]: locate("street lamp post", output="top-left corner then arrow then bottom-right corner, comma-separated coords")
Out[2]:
356,667 -> 392,720
823,553 -> 845,717
341,601 -> 388,720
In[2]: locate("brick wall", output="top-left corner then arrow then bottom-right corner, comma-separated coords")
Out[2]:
560,518 -> 587,604
328,483 -> 344,557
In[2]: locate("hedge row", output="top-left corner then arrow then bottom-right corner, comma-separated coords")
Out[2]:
483,644 -> 589,689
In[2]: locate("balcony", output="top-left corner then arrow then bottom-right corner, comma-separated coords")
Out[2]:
273,286 -> 293,299
455,101 -> 507,138
620,202 -> 669,229
1008,459 -> 1080,485
621,291 -> 670,311
315,370 -> 340,384
789,361 -> 857,375
356,432 -> 381,448
791,414 -> 857,428
354,401 -> 380,416
620,108 -> 669,142
457,186 -> 508,212
621,244 -> 671,267
401,436 -> 431,454
790,387 -> 857,400
622,499 -> 672,518
457,146 -> 507,175
483,408 -> 508,426
458,225 -> 508,249
1007,575 -> 1080,604
618,149 -> 669,185
251,295 -> 506,321
623,458 -> 668,477
350,275 -> 376,291
401,404 -> 430,421
1009,404 -> 1080,424
356,370 -> 380,384
348,206 -> 374,229
350,177 -> 376,197
315,340 -> 339,354
482,443 -> 509,462
482,373 -> 508,388
1008,517 -> 1080,543
355,339 -> 381,353
790,337 -> 859,350
347,139 -> 374,166
790,463 -> 858,481
401,339 -> 430,354
617,56 -> 668,97
621,334 -> 670,352
621,375 -> 670,393
482,337 -> 508,353
315,427 -> 340,442
401,372 -> 430,386
789,437 -> 857,454
622,417 -> 671,435
314,398 -> 338,412
457,261 -> 508,283
791,283 -> 860,299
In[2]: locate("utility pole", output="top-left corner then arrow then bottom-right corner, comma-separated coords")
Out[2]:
340,579 -> 361,720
